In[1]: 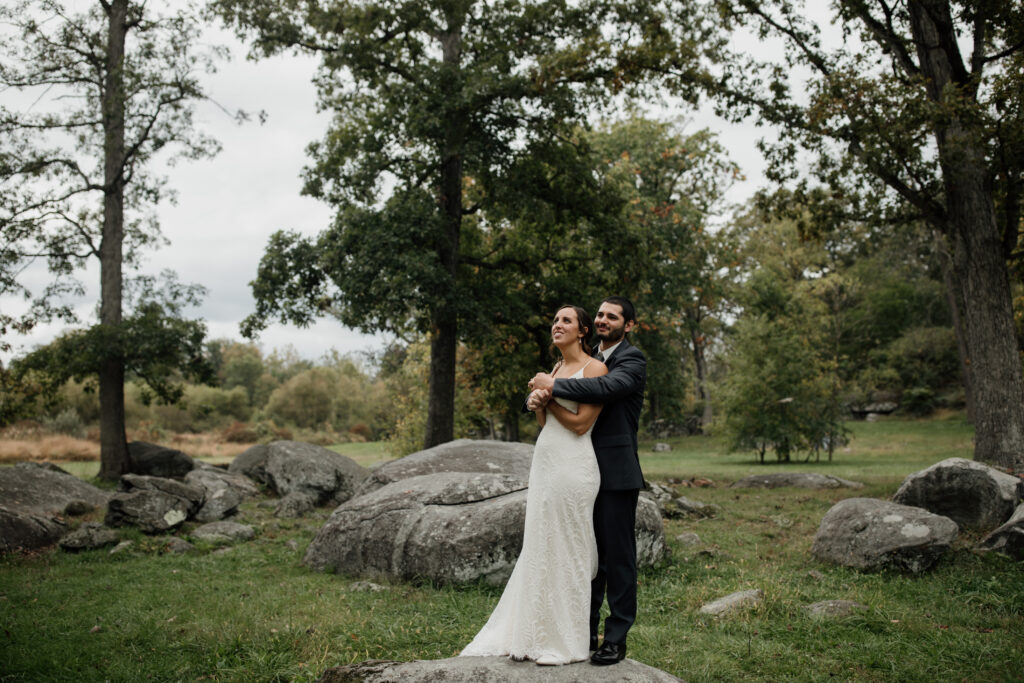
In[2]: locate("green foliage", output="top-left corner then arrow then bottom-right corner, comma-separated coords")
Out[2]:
12,298 -> 213,408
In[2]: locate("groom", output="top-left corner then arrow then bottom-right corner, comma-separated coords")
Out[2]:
528,295 -> 646,666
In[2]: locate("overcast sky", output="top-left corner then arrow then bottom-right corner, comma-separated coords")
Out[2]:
1,13 -> 821,365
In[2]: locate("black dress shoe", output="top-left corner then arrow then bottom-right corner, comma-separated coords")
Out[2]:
590,640 -> 626,665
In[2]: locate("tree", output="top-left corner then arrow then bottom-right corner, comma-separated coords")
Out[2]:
215,0 -> 679,449
680,1 -> 1024,470
0,1 -> 229,478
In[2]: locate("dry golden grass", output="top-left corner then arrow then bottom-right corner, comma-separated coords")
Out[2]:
0,435 -> 101,462
0,430 -> 250,465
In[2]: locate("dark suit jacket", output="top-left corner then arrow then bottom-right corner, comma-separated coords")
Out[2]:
552,339 -> 646,491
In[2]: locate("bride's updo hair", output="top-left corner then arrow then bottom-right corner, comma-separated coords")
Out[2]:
549,304 -> 594,359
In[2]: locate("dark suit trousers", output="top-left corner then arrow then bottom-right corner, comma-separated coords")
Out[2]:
590,488 -> 639,645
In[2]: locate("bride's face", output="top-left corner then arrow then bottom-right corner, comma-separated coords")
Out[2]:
551,307 -> 584,349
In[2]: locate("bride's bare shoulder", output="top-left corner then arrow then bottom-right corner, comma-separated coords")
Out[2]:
584,359 -> 607,378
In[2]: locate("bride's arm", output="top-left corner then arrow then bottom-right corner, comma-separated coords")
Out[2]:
546,362 -> 607,436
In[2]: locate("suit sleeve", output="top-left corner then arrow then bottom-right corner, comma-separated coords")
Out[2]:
552,350 -> 645,404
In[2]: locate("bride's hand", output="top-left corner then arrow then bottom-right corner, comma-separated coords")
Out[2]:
526,389 -> 551,411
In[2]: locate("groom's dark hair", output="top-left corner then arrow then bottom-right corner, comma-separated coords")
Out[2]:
602,295 -> 636,325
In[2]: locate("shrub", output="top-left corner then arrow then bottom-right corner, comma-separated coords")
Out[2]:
41,408 -> 86,438
223,421 -> 261,443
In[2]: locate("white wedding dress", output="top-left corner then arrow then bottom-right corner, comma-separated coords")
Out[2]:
460,366 -> 600,665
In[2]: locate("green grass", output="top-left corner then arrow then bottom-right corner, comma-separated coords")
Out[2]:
2,416 -> 1022,682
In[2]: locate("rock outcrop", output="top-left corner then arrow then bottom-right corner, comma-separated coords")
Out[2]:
811,497 -> 958,573
730,473 -> 864,490
184,466 -> 260,522
0,462 -> 111,517
105,474 -> 205,534
127,441 -> 196,478
893,457 -> 1023,530
305,471 -> 665,585
230,441 -> 368,517
0,505 -> 66,553
353,439 -> 533,498
976,503 -> 1024,560
317,656 -> 683,682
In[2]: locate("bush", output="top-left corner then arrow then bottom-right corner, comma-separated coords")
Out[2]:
223,421 -> 261,443
41,408 -> 85,438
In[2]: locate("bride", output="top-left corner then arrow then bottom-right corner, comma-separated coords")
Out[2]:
460,304 -> 607,665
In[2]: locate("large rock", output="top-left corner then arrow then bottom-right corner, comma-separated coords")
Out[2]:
730,473 -> 864,490
976,503 -> 1024,560
184,467 -> 260,522
304,471 -> 664,586
317,656 -> 683,682
191,521 -> 255,544
230,441 -> 368,516
0,462 -> 111,517
0,505 -> 67,553
892,457 -> 1023,530
128,441 -> 196,478
59,522 -> 120,552
811,498 -> 958,573
699,589 -> 764,616
354,439 -> 533,498
104,474 -> 205,534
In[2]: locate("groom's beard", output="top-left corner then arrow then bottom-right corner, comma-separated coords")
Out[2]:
596,328 -> 624,344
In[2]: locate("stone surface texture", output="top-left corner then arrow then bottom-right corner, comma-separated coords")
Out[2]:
976,503 -> 1024,560
666,496 -> 721,519
811,498 -> 958,573
184,467 -> 259,522
191,521 -> 255,543
59,523 -> 119,552
353,439 -> 533,498
0,462 -> 111,517
128,441 -> 196,478
104,474 -> 206,533
231,440 -> 367,517
317,656 -> 683,682
305,470 -> 664,586
699,589 -> 764,616
0,505 -> 67,553
892,457 -> 1023,530
804,599 -> 868,618
730,473 -> 864,490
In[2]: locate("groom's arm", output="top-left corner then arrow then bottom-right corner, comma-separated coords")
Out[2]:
547,351 -> 645,405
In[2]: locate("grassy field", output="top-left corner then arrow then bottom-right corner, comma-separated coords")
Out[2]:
1,415 -> 1022,681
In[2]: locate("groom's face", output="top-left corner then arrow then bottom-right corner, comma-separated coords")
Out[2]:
594,302 -> 634,344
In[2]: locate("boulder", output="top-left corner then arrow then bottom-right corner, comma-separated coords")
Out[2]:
317,656 -> 682,682
184,467 -> 259,522
811,498 -> 958,573
275,493 -> 316,518
164,537 -> 195,554
231,441 -> 368,515
804,600 -> 868,619
699,589 -> 764,616
104,474 -> 206,534
0,504 -> 67,553
892,457 -> 1023,530
191,520 -> 255,544
228,443 -> 273,486
976,503 -> 1024,560
640,481 -> 675,516
675,532 -> 701,546
353,439 -> 533,497
0,462 -> 110,517
305,471 -> 665,586
665,496 -> 720,519
128,441 -> 195,478
730,473 -> 864,490
59,523 -> 119,552
652,442 -> 672,452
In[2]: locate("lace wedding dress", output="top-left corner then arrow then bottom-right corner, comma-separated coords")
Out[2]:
460,366 -> 600,665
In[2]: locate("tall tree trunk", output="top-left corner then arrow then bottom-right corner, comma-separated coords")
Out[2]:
690,326 -> 712,432
98,0 -> 130,481
423,17 -> 464,449
503,401 -> 520,442
934,230 -> 976,423
911,0 -> 1024,471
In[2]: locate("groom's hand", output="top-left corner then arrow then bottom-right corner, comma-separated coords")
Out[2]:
529,372 -> 555,392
